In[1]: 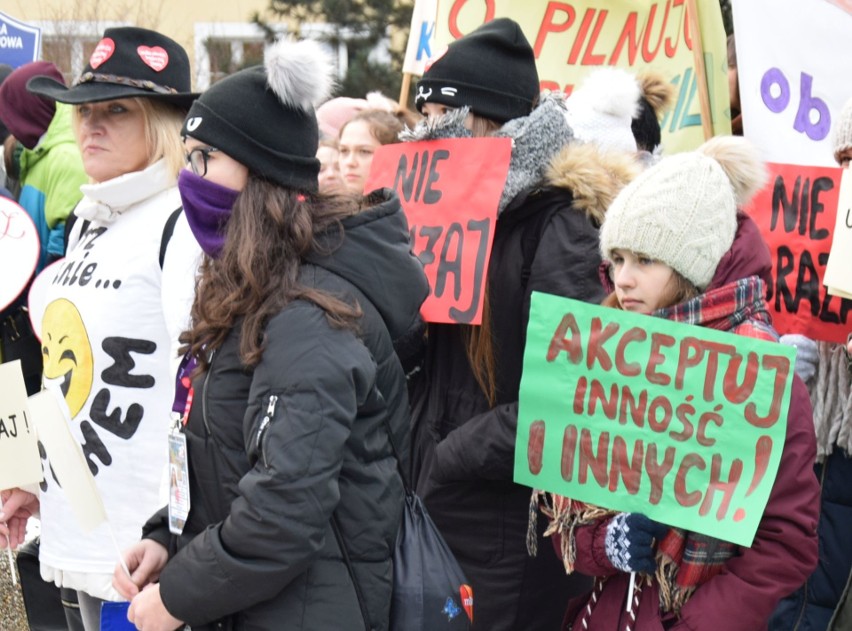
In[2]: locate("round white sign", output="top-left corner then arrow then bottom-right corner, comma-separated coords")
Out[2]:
0,197 -> 40,312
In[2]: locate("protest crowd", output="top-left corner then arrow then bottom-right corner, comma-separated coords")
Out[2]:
0,3 -> 850,631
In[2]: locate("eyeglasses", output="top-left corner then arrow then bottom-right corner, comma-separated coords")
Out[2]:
186,147 -> 219,177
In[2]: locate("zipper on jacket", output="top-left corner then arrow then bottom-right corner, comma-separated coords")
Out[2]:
201,350 -> 216,436
256,394 -> 278,468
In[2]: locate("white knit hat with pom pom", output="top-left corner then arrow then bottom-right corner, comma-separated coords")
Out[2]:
600,136 -> 767,289
564,67 -> 641,154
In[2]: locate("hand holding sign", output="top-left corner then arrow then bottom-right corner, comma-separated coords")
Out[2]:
604,512 -> 668,574
0,488 -> 39,550
0,360 -> 42,583
516,292 -> 796,547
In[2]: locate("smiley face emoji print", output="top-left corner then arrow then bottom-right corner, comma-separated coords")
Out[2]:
41,298 -> 94,417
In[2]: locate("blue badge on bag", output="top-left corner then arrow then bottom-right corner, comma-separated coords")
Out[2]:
443,596 -> 461,621
100,602 -> 134,630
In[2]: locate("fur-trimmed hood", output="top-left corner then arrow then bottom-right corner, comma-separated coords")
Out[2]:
401,92 -> 573,216
544,142 -> 641,225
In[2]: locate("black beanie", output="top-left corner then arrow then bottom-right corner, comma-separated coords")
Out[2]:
415,18 -> 539,124
181,39 -> 333,193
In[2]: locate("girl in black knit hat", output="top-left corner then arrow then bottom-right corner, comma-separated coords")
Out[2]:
111,38 -> 428,631
406,17 -> 640,631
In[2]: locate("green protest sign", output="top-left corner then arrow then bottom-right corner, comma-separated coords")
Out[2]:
515,292 -> 796,547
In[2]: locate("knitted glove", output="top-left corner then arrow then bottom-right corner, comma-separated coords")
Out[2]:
604,512 -> 669,574
779,334 -> 819,383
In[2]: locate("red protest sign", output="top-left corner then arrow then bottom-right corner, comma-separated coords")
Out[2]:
365,138 -> 512,324
745,162 -> 852,343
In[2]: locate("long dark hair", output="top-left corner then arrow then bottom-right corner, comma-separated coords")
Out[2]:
460,112 -> 502,406
181,175 -> 362,370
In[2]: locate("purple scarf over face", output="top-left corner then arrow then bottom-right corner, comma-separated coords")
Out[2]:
178,169 -> 240,258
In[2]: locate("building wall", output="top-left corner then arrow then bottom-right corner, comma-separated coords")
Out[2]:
1,0 -> 328,88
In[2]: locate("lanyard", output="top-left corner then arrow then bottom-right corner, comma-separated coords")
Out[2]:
172,354 -> 198,427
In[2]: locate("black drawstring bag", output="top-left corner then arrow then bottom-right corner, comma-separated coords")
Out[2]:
390,491 -> 472,630
333,422 -> 473,631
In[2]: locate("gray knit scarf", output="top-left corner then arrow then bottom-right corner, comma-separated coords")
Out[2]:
810,341 -> 852,461
400,93 -> 574,216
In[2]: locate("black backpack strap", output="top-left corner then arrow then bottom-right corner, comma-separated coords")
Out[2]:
158,206 -> 183,269
62,213 -> 79,253
331,515 -> 371,631
63,213 -> 90,256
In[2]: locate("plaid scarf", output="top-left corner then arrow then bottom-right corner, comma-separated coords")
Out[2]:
527,278 -> 778,615
655,526 -> 736,613
529,493 -> 736,615
653,276 -> 776,342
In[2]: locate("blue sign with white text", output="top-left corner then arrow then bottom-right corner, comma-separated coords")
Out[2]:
0,12 -> 41,69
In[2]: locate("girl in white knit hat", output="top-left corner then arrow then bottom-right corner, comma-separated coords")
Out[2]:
539,136 -> 820,631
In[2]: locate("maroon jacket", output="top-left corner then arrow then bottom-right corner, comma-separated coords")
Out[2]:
561,374 -> 818,631
558,221 -> 819,630
706,211 -> 772,290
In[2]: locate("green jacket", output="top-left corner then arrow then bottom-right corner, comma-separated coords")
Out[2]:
17,102 -> 87,270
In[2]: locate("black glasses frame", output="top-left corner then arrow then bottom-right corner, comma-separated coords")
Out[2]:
186,147 -> 220,177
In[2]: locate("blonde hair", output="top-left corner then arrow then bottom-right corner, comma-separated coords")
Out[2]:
72,97 -> 186,178
140,99 -> 186,177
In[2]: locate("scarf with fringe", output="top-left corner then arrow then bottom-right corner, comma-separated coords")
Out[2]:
528,492 -> 736,615
810,341 -> 852,462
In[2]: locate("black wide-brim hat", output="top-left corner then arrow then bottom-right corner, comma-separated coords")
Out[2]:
27,26 -> 198,109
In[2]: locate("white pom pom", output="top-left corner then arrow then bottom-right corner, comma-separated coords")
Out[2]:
698,136 -> 768,207
571,67 -> 641,120
264,38 -> 335,111
364,91 -> 397,113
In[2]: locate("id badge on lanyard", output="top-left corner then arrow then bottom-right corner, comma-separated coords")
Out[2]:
168,359 -> 195,535
168,430 -> 190,535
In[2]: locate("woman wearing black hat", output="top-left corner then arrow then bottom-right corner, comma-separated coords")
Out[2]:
111,38 -> 427,631
406,17 -> 640,631
0,26 -> 201,631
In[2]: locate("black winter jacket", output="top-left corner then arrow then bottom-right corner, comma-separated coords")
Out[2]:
770,451 -> 852,631
143,190 -> 428,630
407,101 -> 640,631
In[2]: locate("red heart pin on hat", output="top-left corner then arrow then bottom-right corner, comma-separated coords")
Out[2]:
137,46 -> 169,72
89,38 -> 115,69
